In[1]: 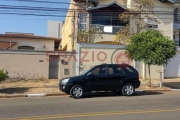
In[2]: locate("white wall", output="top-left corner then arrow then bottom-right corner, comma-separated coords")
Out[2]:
48,20 -> 63,38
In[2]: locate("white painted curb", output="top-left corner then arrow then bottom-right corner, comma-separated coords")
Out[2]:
171,89 -> 180,91
26,93 -> 47,97
135,90 -> 144,92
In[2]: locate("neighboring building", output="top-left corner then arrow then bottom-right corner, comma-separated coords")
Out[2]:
48,20 -> 64,39
0,32 -> 76,80
62,0 -> 178,51
0,32 -> 61,51
61,0 -> 180,79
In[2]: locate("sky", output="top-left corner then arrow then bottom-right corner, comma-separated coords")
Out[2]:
0,0 -> 70,36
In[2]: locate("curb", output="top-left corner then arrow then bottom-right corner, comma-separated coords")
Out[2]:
136,89 -> 172,92
0,89 -> 180,98
0,94 -> 26,98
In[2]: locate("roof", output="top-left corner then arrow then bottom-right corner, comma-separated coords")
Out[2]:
0,41 -> 17,49
160,0 -> 177,3
0,34 -> 61,41
167,0 -> 177,3
73,0 -> 98,6
87,1 -> 129,11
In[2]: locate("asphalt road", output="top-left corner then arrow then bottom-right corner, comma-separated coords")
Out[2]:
0,92 -> 180,120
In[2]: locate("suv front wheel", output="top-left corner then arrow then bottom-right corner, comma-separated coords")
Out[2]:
70,85 -> 84,99
122,83 -> 135,96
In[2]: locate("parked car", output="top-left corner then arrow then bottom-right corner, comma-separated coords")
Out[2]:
59,63 -> 140,99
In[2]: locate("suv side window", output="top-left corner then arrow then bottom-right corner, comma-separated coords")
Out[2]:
108,65 -> 124,75
91,67 -> 100,75
91,66 -> 107,75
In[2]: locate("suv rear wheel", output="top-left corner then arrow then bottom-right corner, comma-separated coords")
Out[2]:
70,85 -> 84,99
122,83 -> 135,96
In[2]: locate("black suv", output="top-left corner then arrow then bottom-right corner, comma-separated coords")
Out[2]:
59,64 -> 140,99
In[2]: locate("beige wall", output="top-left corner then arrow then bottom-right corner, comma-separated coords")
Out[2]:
154,1 -> 174,39
79,47 -> 133,74
0,51 -> 75,80
95,34 -> 115,42
145,64 -> 163,80
62,0 -> 84,51
0,37 -> 54,51
0,53 -> 49,80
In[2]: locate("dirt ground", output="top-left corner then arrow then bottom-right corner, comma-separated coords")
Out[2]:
0,78 -> 180,95
0,79 -> 60,95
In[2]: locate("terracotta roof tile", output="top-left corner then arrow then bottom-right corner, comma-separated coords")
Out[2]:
0,34 -> 61,41
0,41 -> 17,49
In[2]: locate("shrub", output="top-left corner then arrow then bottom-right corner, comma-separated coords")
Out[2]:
0,69 -> 9,82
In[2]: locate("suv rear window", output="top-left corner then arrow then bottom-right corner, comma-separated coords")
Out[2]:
123,66 -> 136,73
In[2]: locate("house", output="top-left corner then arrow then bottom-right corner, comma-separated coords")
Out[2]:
0,32 -> 61,51
62,0 -> 178,51
61,0 -> 180,79
0,32 -> 76,80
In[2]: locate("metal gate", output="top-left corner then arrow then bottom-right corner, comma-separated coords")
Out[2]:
135,61 -> 142,78
49,55 -> 59,79
164,53 -> 180,78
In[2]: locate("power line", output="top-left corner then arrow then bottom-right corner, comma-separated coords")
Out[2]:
3,0 -> 74,5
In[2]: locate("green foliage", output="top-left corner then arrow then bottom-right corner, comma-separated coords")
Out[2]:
126,29 -> 176,87
126,29 -> 177,66
77,26 -> 103,43
0,69 -> 9,82
114,0 -> 159,43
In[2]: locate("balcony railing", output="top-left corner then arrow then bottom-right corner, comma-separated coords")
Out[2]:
174,15 -> 180,23
90,24 -> 125,34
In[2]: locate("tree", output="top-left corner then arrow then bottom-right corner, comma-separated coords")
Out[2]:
114,0 -> 159,44
125,29 -> 177,87
77,26 -> 103,43
69,26 -> 103,43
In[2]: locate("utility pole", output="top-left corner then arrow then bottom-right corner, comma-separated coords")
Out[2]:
179,28 -> 180,46
72,11 -> 75,51
86,0 -> 88,10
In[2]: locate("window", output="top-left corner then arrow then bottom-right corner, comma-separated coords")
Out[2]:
92,13 -> 127,26
100,67 -> 106,75
147,24 -> 158,29
91,67 -> 100,75
64,69 -> 69,75
108,65 -> 124,75
123,66 -> 135,73
78,13 -> 88,32
174,8 -> 180,22
91,66 -> 106,75
147,19 -> 158,29
18,46 -> 34,50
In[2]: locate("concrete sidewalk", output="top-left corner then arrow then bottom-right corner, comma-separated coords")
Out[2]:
0,78 -> 180,98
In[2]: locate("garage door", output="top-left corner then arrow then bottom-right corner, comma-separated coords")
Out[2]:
164,53 -> 180,78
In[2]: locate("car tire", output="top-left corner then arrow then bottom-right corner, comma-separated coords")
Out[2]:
70,85 -> 84,99
122,83 -> 135,96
